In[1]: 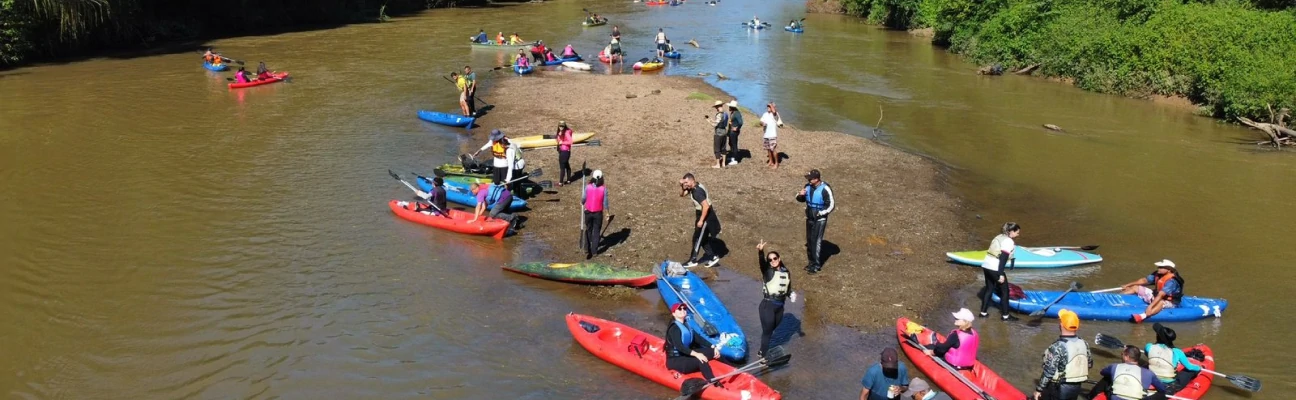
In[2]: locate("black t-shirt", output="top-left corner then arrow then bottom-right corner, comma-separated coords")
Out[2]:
690,184 -> 720,224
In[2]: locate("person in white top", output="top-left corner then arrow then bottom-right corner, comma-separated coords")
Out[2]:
655,28 -> 668,58
980,222 -> 1021,321
758,102 -> 783,169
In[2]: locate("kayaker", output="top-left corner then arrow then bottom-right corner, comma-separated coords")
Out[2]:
508,32 -> 524,45
496,32 -> 506,45
1034,309 -> 1091,400
255,62 -> 272,80
759,102 -> 783,169
543,48 -> 559,63
611,25 -> 621,40
1089,346 -> 1167,400
664,40 -> 676,55
581,170 -> 608,259
1120,260 -> 1184,323
726,100 -> 743,166
655,28 -> 669,58
473,29 -> 488,44
463,66 -> 477,116
789,20 -> 801,29
859,348 -> 909,400
555,121 -> 574,186
751,16 -> 762,27
530,41 -> 548,63
711,101 -> 729,169
1145,323 -> 1202,392
755,240 -> 796,359
562,44 -> 578,58
980,222 -> 1021,321
409,176 -> 449,215
473,129 -> 516,184
665,303 -> 721,382
234,67 -> 250,84
902,378 -> 952,400
609,36 -> 623,63
451,72 -> 470,116
203,49 -> 217,64
679,173 -> 721,267
796,169 -> 834,274
469,180 -> 518,235
924,308 -> 980,375
515,49 -> 532,69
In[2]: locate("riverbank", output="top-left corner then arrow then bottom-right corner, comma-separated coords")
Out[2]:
810,0 -> 1296,122
471,73 -> 971,330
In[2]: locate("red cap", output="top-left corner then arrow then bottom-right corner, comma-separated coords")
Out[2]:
671,303 -> 688,313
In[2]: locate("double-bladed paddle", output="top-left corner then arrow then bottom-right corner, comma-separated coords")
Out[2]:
673,345 -> 791,400
902,333 -> 997,400
388,170 -> 452,219
1029,281 -> 1083,317
1094,333 -> 1261,392
658,262 -> 721,337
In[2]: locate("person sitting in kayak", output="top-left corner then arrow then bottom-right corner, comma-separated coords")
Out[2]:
508,32 -> 524,45
1120,259 -> 1184,323
788,20 -> 801,29
410,176 -> 448,215
562,44 -> 579,59
611,25 -> 621,40
923,308 -> 980,378
203,49 -> 224,66
750,16 -> 762,26
233,67 -> 251,83
663,40 -> 676,54
664,303 -> 721,383
255,62 -> 273,81
515,50 -> 532,69
468,180 -> 518,235
543,48 -> 559,63
1089,346 -> 1167,400
472,29 -> 489,44
496,31 -> 506,45
1145,323 -> 1202,392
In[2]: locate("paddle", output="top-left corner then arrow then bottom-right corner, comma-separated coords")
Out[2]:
1029,281 -> 1083,317
442,75 -> 492,108
673,345 -> 791,400
903,334 -> 997,400
1039,245 -> 1100,251
1089,287 -> 1124,294
388,170 -> 452,219
600,214 -> 615,237
658,263 -> 721,337
579,160 -> 588,252
1094,334 -> 1261,392
691,220 -> 710,267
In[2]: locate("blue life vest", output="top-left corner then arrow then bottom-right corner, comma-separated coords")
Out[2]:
487,185 -> 510,205
805,182 -> 829,210
667,320 -> 692,357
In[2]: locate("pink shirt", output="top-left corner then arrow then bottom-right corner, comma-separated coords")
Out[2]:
557,129 -> 574,151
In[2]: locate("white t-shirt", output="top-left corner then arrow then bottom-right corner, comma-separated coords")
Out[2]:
760,112 -> 779,139
981,234 -> 1015,271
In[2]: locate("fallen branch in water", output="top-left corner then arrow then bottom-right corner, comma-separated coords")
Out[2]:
1014,64 -> 1039,75
1238,117 -> 1296,148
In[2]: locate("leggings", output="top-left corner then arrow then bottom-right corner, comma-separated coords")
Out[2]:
979,269 -> 1010,315
727,131 -> 740,162
583,210 -> 603,255
758,298 -> 784,357
558,150 -> 572,183
666,356 -> 715,381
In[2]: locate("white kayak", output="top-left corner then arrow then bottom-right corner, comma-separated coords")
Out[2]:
562,61 -> 592,71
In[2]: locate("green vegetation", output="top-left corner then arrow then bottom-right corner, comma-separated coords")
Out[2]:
837,0 -> 1296,120
0,0 -> 480,66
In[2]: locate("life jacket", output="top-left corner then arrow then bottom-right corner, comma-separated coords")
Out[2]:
763,266 -> 790,299
665,320 -> 692,358
1152,272 -> 1184,303
1059,336 -> 1091,383
1111,364 -> 1150,400
804,182 -> 830,211
491,141 -> 508,160
509,142 -> 524,170
584,184 -> 606,212
944,328 -> 979,368
235,71 -> 249,83
545,52 -> 557,62
986,234 -> 1013,257
690,184 -> 709,210
487,185 -> 510,205
1147,344 -> 1177,381
563,45 -> 576,57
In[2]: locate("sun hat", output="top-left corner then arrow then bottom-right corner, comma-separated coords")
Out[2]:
952,308 -> 976,323
489,129 -> 504,141
728,100 -> 738,108
592,170 -> 604,179
713,100 -> 724,107
1154,259 -> 1177,271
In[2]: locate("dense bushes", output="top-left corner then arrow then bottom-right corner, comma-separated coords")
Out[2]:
0,0 -> 480,66
835,0 -> 1296,120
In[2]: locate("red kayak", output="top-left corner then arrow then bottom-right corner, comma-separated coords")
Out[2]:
228,72 -> 290,89
598,52 -> 614,64
896,318 -> 1027,400
566,313 -> 781,400
645,1 -> 668,5
1092,345 -> 1215,400
388,200 -> 508,239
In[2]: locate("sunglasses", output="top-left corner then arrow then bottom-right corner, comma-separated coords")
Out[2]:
768,256 -> 779,261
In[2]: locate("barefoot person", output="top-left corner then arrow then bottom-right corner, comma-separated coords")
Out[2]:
759,103 -> 783,169
451,72 -> 470,116
710,101 -> 729,168
1120,260 -> 1184,323
755,240 -> 795,358
680,173 -> 720,267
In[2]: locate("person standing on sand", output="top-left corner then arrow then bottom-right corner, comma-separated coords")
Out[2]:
581,170 -> 608,259
451,72 -> 469,116
759,103 -> 783,169
680,173 -> 721,267
472,129 -> 515,185
555,121 -> 574,186
710,101 -> 729,168
726,100 -> 744,166
796,169 -> 834,274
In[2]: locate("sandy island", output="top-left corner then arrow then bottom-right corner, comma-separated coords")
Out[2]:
464,72 -> 972,331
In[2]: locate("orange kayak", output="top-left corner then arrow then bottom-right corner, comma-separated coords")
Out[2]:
1092,345 -> 1215,400
228,72 -> 289,89
896,318 -> 1027,400
387,200 -> 508,239
566,313 -> 781,400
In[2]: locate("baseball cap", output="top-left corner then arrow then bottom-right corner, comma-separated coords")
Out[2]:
880,348 -> 899,369
952,308 -> 976,323
592,170 -> 604,179
901,377 -> 931,398
805,169 -> 821,180
1058,309 -> 1080,330
670,303 -> 688,313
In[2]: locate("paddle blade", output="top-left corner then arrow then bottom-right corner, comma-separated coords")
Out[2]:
1071,281 -> 1084,290
537,180 -> 554,188
1028,309 -> 1048,317
1226,374 -> 1262,392
764,345 -> 792,367
529,168 -> 543,178
1080,245 -> 1100,250
432,169 -> 447,178
702,321 -> 720,337
1094,333 -> 1125,350
585,139 -> 602,146
388,170 -> 401,181
677,378 -> 709,399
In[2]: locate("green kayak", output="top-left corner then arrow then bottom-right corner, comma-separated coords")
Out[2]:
502,262 -> 656,287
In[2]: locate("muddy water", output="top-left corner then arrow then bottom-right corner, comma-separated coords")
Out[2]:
1,0 -> 1290,398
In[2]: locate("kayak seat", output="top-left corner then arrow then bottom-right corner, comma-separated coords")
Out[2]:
579,320 -> 600,333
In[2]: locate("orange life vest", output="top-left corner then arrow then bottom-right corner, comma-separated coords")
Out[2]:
1153,272 -> 1184,302
491,141 -> 507,159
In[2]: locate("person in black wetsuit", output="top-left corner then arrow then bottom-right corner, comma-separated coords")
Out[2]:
665,303 -> 721,381
755,240 -> 796,359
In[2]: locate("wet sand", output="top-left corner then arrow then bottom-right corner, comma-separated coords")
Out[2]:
469,72 -> 972,330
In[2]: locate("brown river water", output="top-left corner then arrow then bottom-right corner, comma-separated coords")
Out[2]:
1,0 -> 1291,398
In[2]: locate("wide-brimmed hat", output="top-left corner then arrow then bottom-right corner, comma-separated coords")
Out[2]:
712,100 -> 724,107
1154,259 -> 1177,272
728,100 -> 739,108
1153,323 -> 1177,346
489,129 -> 505,141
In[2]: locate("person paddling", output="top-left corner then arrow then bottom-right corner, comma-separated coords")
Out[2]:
1121,259 -> 1184,323
980,222 -> 1021,321
665,303 -> 722,383
924,308 -> 980,379
473,129 -> 516,185
581,170 -> 608,259
555,121 -> 574,186
255,62 -> 273,80
1145,323 -> 1202,392
1089,346 -> 1167,400
611,25 -> 621,40
680,173 -> 721,267
508,32 -> 524,45
515,49 -> 532,69
203,49 -> 225,66
496,31 -> 506,45
562,44 -> 579,58
234,67 -> 250,83
403,176 -> 448,215
755,240 -> 795,359
472,29 -> 488,44
1034,309 -> 1091,400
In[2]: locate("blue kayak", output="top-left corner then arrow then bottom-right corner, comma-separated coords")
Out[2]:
784,26 -> 804,33
995,290 -> 1227,323
656,261 -> 747,362
540,55 -> 582,66
417,175 -> 528,211
946,246 -> 1102,268
514,65 -> 534,75
416,110 -> 475,128
664,51 -> 681,59
203,62 -> 228,72
742,22 -> 766,30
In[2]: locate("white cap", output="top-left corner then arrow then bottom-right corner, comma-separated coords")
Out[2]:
1154,259 -> 1177,270
592,170 -> 603,179
952,308 -> 976,323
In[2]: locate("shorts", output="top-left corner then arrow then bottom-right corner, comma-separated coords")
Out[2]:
657,42 -> 668,51
1136,286 -> 1177,308
763,137 -> 777,150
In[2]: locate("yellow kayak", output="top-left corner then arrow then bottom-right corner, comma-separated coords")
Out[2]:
512,132 -> 596,148
634,61 -> 664,71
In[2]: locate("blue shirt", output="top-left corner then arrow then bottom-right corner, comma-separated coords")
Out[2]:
1144,274 -> 1181,295
860,362 -> 908,400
